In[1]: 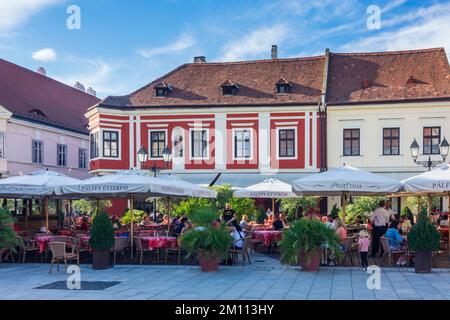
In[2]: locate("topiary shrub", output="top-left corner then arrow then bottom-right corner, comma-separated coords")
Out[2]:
408,209 -> 440,252
88,212 -> 115,250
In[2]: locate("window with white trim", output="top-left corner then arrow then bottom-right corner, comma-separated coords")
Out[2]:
32,140 -> 43,164
423,126 -> 440,155
234,129 -> 251,159
278,129 -> 296,158
90,132 -> 99,159
0,133 -> 4,159
191,129 -> 208,158
79,148 -> 87,169
150,131 -> 166,158
57,144 -> 67,167
103,130 -> 119,158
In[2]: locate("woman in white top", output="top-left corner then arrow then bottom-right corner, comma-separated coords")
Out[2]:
231,221 -> 246,249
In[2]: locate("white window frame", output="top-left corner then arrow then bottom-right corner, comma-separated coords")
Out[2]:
90,129 -> 100,160
0,132 -> 4,159
32,139 -> 44,164
148,129 -> 168,159
78,148 -> 88,169
189,128 -> 210,160
232,128 -> 253,161
101,128 -> 121,160
276,126 -> 298,160
57,144 -> 67,167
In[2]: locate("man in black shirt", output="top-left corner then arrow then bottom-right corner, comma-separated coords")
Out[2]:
272,213 -> 285,231
221,203 -> 236,224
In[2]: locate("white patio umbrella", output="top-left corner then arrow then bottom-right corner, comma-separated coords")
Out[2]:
402,163 -> 450,258
0,170 -> 81,230
160,175 -> 217,199
234,178 -> 298,213
402,163 -> 450,194
293,165 -> 402,222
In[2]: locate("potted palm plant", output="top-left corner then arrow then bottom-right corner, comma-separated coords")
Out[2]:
180,208 -> 233,272
280,218 -> 341,271
408,209 -> 440,274
88,212 -> 114,270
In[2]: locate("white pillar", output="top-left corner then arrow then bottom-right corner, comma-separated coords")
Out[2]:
258,112 -> 271,173
312,111 -> 317,169
305,111 -> 310,169
215,113 -> 227,170
136,115 -> 141,170
129,115 -> 135,169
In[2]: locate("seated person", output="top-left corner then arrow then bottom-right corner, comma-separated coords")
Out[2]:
173,217 -> 188,237
79,217 -> 89,231
140,215 -> 156,226
239,215 -> 250,230
231,221 -> 246,250
159,214 -> 170,226
272,213 -> 285,231
400,215 -> 412,233
111,215 -> 122,230
181,220 -> 193,235
440,214 -> 449,227
279,213 -> 288,227
386,220 -> 407,266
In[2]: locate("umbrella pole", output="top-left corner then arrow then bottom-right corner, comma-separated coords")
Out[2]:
427,194 -> 432,216
130,195 -> 134,259
25,199 -> 29,229
342,193 -> 347,224
272,198 -> 275,214
167,197 -> 170,233
44,196 -> 49,232
417,196 -> 421,215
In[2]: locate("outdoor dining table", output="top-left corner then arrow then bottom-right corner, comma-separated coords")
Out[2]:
78,235 -> 128,251
139,236 -> 177,251
34,235 -> 58,253
251,230 -> 283,247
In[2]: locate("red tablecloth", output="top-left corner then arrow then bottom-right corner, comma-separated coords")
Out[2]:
58,230 -> 73,236
252,230 -> 283,247
140,236 -> 177,250
34,236 -> 56,253
78,235 -> 127,251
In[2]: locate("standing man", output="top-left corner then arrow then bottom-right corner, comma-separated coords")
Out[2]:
385,200 -> 396,222
369,200 -> 388,258
221,203 -> 236,225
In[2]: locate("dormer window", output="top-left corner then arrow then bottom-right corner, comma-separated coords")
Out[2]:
361,78 -> 370,89
221,80 -> 239,96
28,108 -> 47,117
275,77 -> 290,94
406,76 -> 416,85
154,81 -> 172,97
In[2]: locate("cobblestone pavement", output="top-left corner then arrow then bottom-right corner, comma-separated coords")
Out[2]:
1,253 -> 449,300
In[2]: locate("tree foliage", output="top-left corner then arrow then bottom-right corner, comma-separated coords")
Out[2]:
280,197 -> 318,221
72,199 -> 112,215
120,209 -> 146,225
342,196 -> 385,224
88,212 -> 115,250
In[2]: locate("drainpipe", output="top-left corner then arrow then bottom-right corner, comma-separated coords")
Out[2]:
320,48 -> 330,172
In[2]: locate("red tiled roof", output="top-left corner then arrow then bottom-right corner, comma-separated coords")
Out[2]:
326,48 -> 450,104
0,59 -> 100,134
100,56 -> 326,108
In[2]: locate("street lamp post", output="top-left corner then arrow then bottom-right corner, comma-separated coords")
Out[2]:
410,137 -> 449,171
137,145 -> 172,220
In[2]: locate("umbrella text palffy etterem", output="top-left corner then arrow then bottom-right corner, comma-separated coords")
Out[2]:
292,165 -> 402,222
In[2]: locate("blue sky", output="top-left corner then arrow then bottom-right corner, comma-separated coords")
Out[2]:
0,0 -> 449,98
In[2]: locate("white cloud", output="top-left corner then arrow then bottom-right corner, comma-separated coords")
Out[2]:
341,5 -> 450,54
137,33 -> 195,58
219,24 -> 289,61
0,0 -> 63,33
32,48 -> 57,62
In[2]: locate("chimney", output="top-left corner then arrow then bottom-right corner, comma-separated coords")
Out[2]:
193,56 -> 206,63
271,45 -> 278,59
87,87 -> 97,97
37,67 -> 46,76
74,82 -> 85,92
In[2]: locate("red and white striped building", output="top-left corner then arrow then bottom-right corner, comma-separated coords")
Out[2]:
87,51 -> 327,187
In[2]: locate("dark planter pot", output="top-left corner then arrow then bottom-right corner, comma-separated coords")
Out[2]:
198,253 -> 220,272
92,249 -> 110,270
414,251 -> 432,274
298,250 -> 321,272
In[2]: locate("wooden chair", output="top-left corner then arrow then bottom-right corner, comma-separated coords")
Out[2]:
134,237 -> 159,264
380,236 -> 405,267
17,237 -> 39,263
48,242 -> 79,274
228,237 -> 252,266
111,237 -> 127,264
340,236 -> 357,266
